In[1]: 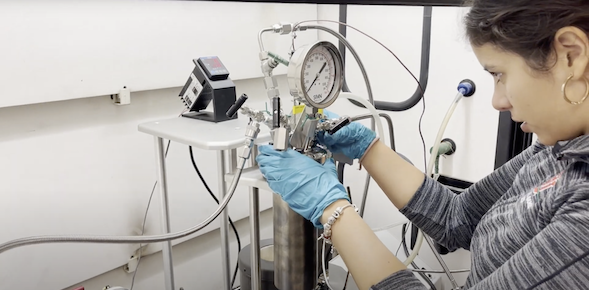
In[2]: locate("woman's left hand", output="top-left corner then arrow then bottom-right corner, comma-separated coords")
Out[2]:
256,145 -> 350,228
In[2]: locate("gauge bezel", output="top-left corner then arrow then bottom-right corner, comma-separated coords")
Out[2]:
287,41 -> 344,109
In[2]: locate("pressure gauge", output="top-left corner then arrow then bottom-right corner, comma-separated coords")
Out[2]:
287,41 -> 344,109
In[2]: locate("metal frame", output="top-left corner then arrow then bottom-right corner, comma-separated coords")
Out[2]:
152,139 -> 236,290
216,151 -> 232,290
154,137 -> 176,290
203,0 -> 464,5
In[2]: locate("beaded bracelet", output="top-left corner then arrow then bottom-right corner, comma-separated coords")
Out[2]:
319,203 -> 359,243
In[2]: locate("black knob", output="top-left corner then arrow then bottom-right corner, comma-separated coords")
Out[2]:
226,94 -> 249,118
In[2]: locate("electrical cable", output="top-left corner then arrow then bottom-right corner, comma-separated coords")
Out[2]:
129,139 -> 172,290
403,91 -> 465,273
189,146 -> 241,288
411,269 -> 470,274
342,273 -> 350,290
402,224 -> 438,290
322,239 -> 335,290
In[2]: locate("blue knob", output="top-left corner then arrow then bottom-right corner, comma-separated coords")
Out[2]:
458,79 -> 476,97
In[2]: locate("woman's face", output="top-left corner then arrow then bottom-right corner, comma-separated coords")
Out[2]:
471,34 -> 589,146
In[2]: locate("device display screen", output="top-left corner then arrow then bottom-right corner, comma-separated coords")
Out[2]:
200,57 -> 226,71
208,58 -> 223,69
197,56 -> 230,81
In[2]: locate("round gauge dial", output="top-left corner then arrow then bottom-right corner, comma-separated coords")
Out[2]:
287,41 -> 344,109
302,47 -> 337,105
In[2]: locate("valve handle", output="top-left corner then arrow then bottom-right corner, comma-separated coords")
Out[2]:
327,117 -> 351,135
226,94 -> 249,118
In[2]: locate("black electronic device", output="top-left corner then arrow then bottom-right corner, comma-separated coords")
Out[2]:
197,56 -> 230,81
179,56 -> 237,123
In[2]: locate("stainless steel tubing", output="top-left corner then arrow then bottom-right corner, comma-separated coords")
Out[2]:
423,235 -> 460,289
250,145 -> 262,290
0,158 -> 248,254
155,137 -> 176,290
258,28 -> 275,53
218,150 -> 232,290
273,195 -> 318,290
250,188 -> 261,290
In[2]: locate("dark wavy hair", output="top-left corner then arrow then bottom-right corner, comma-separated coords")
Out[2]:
463,0 -> 589,72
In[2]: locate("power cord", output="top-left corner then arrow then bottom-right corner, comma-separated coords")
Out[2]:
189,146 -> 241,288
130,139 -> 172,290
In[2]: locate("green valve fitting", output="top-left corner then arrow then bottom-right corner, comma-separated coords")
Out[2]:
430,138 -> 457,156
267,51 -> 290,66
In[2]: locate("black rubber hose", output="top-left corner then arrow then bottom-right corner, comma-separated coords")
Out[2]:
339,4 -> 351,93
347,6 -> 433,112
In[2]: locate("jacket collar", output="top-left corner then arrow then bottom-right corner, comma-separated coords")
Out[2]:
552,134 -> 589,164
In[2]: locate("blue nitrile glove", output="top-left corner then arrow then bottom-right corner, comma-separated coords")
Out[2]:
316,121 -> 377,160
322,110 -> 340,119
256,145 -> 350,228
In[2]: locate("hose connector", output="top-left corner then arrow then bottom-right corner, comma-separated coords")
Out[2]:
272,22 -> 294,35
241,122 -> 261,160
457,79 -> 476,97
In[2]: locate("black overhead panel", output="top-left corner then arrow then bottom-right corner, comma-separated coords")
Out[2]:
197,0 -> 464,6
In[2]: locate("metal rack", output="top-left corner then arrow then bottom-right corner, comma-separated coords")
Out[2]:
138,116 -> 272,290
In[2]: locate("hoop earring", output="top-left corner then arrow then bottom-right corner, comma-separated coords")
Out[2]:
562,74 -> 589,105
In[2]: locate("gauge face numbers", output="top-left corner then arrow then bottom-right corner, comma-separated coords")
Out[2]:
302,46 -> 337,105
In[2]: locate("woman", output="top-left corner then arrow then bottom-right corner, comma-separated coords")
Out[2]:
256,0 -> 589,289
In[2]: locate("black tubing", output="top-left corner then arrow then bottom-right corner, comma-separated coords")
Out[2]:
347,6 -> 433,112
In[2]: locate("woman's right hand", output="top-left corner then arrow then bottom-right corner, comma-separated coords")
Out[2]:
316,121 -> 378,160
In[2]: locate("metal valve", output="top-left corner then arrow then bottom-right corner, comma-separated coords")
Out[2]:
326,117 -> 351,135
315,117 -> 352,135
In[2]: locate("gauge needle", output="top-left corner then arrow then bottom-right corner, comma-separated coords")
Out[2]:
307,62 -> 327,93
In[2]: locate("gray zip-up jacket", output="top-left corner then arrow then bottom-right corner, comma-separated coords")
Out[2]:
371,134 -> 589,290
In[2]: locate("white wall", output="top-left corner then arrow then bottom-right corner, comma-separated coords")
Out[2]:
0,3 -> 506,290
0,0 -> 317,108
70,209 -> 276,290
0,77 -> 285,290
